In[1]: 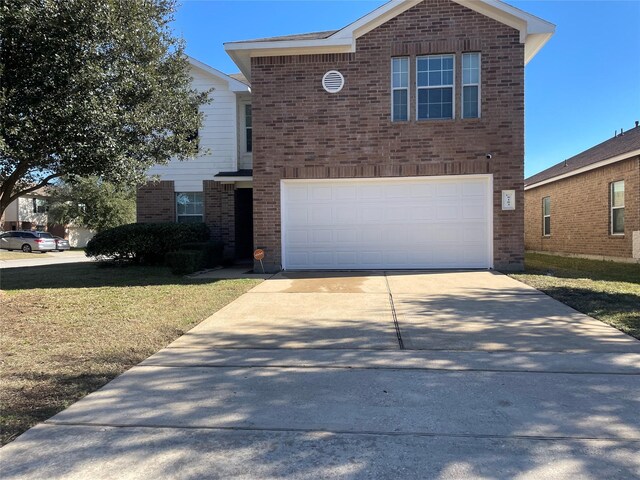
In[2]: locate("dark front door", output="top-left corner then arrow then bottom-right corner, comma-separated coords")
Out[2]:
234,188 -> 253,260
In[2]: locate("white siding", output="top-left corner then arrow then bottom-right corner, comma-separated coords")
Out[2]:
18,197 -> 48,226
148,65 -> 239,192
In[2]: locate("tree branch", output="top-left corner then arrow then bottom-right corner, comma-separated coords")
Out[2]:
5,174 -> 61,205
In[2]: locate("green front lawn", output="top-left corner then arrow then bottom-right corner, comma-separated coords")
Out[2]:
0,263 -> 261,445
510,253 -> 640,340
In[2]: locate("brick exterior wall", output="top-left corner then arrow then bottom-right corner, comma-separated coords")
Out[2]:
251,0 -> 526,271
136,181 -> 176,223
204,180 -> 236,259
524,157 -> 640,260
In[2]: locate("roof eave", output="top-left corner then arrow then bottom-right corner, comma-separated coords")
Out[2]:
525,149 -> 640,190
225,0 -> 555,79
187,56 -> 251,92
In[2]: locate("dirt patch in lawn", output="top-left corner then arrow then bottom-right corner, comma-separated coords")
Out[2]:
509,253 -> 640,340
0,262 -> 261,445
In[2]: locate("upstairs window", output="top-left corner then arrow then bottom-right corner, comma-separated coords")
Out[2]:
176,192 -> 203,223
391,57 -> 409,121
542,197 -> 551,236
32,198 -> 48,214
611,181 -> 625,234
245,104 -> 252,153
417,54 -> 454,120
462,53 -> 481,119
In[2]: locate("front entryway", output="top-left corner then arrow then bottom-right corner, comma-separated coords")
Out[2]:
281,175 -> 493,270
234,188 -> 253,260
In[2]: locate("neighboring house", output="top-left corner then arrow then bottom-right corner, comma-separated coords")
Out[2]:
136,57 -> 254,259
0,190 -> 95,247
524,123 -> 640,263
1,189 -> 54,233
138,0 -> 555,271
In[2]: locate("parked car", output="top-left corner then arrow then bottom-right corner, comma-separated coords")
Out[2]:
0,231 -> 57,253
36,232 -> 71,251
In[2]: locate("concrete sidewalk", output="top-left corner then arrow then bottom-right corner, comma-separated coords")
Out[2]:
1,271 -> 639,479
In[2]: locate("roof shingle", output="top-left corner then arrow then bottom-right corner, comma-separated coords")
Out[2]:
525,125 -> 640,186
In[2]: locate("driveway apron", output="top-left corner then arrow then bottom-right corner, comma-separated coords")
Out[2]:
1,271 -> 639,480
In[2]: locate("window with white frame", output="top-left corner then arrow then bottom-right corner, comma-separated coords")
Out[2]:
417,54 -> 454,120
244,104 -> 252,153
542,196 -> 551,236
391,57 -> 409,121
611,181 -> 625,234
176,192 -> 203,223
462,53 -> 480,119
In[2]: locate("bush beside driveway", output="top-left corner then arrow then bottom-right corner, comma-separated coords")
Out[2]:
510,253 -> 640,340
0,263 -> 261,445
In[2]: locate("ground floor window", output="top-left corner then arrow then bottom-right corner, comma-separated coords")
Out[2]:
542,196 -> 551,236
611,181 -> 624,234
176,192 -> 203,223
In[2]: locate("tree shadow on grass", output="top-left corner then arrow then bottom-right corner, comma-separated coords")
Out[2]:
537,286 -> 640,340
0,262 -> 238,291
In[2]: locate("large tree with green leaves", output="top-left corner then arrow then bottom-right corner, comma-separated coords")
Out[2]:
47,176 -> 136,232
0,0 -> 209,218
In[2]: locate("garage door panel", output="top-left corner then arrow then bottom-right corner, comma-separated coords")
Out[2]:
282,177 -> 491,270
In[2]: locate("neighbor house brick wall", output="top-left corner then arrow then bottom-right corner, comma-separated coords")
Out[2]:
524,156 -> 640,260
136,180 -> 175,223
204,180 -> 236,259
251,0 -> 525,271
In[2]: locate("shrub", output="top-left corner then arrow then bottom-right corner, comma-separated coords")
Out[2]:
86,222 -> 210,264
180,241 -> 224,268
165,250 -> 205,275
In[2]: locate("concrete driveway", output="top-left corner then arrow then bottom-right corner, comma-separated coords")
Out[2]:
1,271 -> 639,479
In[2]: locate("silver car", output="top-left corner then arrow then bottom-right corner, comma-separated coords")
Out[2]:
0,231 -> 57,253
36,232 -> 71,251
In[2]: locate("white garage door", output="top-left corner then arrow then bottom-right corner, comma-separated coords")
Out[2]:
281,176 -> 493,270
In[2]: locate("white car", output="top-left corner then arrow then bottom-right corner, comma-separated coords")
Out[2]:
0,231 -> 57,253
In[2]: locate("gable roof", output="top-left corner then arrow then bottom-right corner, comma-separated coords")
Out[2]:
187,56 -> 251,92
525,125 -> 640,189
225,0 -> 555,80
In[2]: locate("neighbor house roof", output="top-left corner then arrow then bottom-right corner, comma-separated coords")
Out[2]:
225,0 -> 555,80
525,124 -> 640,189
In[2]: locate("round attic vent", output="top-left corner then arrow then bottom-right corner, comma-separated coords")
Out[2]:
322,70 -> 345,93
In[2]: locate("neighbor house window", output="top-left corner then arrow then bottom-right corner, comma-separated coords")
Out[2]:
176,192 -> 203,223
611,181 -> 625,234
32,198 -> 48,214
245,104 -> 252,153
391,57 -> 409,121
542,196 -> 551,236
462,53 -> 480,119
417,54 -> 454,120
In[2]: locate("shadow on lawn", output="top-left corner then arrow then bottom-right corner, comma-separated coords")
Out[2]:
536,286 -> 640,339
0,262 -> 230,291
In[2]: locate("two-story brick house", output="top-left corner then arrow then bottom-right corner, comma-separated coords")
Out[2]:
224,0 -> 554,271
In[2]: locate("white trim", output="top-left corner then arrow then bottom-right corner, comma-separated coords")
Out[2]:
525,149 -> 640,190
610,180 -> 625,236
280,174 -> 494,270
391,57 -> 409,122
224,0 -> 555,80
187,56 -> 250,93
416,54 -> 455,121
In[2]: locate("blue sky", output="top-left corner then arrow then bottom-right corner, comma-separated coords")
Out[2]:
173,0 -> 640,177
